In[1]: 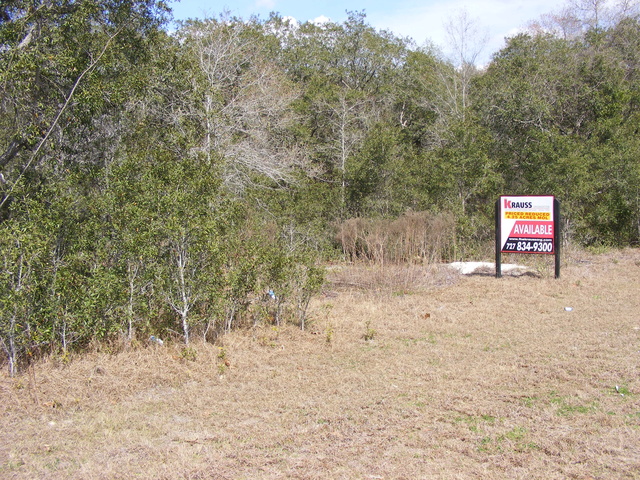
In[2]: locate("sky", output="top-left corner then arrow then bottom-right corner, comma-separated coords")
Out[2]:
167,0 -> 565,65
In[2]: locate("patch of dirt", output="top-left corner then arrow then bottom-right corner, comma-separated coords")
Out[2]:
2,249 -> 640,479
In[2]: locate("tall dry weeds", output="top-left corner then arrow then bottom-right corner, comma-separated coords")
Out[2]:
335,211 -> 456,265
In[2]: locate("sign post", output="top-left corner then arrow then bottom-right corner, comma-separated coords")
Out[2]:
495,196 -> 561,278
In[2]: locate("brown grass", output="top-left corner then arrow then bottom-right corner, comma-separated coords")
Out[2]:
335,211 -> 456,264
2,249 -> 640,479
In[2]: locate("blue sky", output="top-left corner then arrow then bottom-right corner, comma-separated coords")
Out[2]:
167,0 -> 563,64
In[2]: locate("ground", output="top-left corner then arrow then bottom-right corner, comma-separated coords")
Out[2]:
1,248 -> 639,479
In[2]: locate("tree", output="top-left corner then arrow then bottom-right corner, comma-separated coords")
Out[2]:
0,0 -> 169,192
0,0 -> 171,373
281,11 -> 409,218
475,11 -> 640,245
443,8 -> 488,114
0,196 -> 50,376
175,15 -> 305,194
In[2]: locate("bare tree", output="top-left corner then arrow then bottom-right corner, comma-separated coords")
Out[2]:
166,232 -> 196,345
179,16 -> 305,193
569,0 -> 611,30
528,8 -> 584,39
528,0 -> 639,38
442,9 -> 489,119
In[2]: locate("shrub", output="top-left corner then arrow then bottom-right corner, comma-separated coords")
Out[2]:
335,211 -> 456,265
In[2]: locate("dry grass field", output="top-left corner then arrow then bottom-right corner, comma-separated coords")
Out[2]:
1,248 -> 640,479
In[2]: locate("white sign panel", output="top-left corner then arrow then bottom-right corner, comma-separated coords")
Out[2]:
500,195 -> 555,254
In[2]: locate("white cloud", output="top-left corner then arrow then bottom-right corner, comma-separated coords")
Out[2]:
281,15 -> 299,27
311,15 -> 332,25
368,0 -> 562,63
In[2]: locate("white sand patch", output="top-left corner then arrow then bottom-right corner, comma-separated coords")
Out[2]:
447,261 -> 529,275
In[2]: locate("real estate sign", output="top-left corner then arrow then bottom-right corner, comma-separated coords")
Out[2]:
499,195 -> 555,254
495,195 -> 561,278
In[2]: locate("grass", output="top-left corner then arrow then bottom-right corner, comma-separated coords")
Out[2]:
1,248 -> 640,478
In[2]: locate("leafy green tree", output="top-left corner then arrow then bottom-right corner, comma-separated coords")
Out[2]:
0,0 -> 171,371
0,0 -> 169,192
281,11 -> 409,219
0,194 -> 50,375
475,14 -> 640,245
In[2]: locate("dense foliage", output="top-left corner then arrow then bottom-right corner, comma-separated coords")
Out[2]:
1,1 -> 639,373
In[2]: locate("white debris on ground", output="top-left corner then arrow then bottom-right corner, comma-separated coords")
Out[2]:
447,261 -> 529,275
